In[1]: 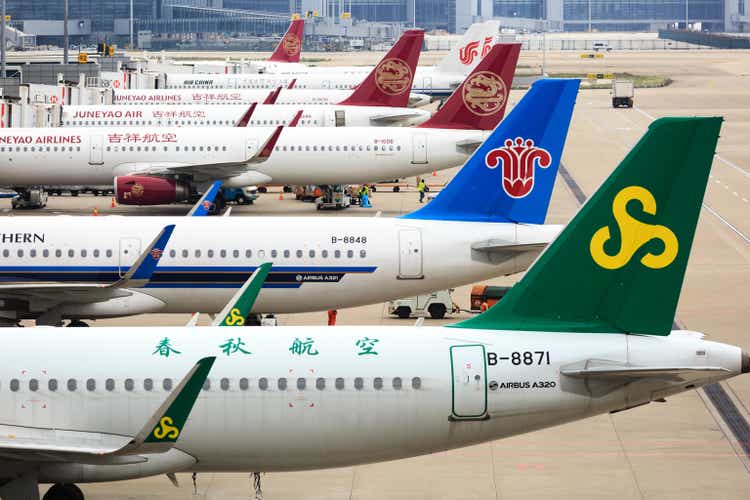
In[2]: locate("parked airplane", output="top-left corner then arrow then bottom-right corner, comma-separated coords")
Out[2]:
1,44 -> 521,205
161,22 -> 501,98
60,102 -> 431,128
114,30 -> 431,108
0,78 -> 577,325
0,117 -> 742,500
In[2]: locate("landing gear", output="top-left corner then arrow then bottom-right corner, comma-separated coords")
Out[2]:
11,187 -> 47,209
43,483 -> 84,500
66,320 -> 89,327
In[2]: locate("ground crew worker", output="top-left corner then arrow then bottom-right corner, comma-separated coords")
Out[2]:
359,185 -> 372,208
417,178 -> 426,203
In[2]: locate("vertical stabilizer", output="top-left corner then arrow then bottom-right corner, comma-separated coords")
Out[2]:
338,29 -> 424,108
268,19 -> 304,63
436,21 -> 500,75
453,117 -> 722,335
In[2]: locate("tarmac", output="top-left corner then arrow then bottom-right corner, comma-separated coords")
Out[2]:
13,48 -> 750,498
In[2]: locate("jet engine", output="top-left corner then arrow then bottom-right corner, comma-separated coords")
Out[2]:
115,176 -> 191,205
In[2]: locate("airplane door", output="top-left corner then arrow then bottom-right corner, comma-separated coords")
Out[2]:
118,238 -> 141,277
89,135 -> 104,165
411,134 -> 428,164
450,345 -> 488,420
334,109 -> 345,127
398,229 -> 423,279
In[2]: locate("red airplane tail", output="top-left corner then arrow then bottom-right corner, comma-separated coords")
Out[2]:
268,19 -> 304,63
339,29 -> 424,108
418,43 -> 521,130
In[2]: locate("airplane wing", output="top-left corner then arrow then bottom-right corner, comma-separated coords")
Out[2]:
369,112 -> 430,126
212,262 -> 272,326
0,225 -> 175,307
128,126 -> 283,182
0,357 -> 214,463
187,180 -> 223,216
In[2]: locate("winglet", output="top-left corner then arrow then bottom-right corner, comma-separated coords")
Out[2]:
338,29 -> 423,108
268,19 -> 304,63
187,181 -> 223,216
112,225 -> 175,287
213,262 -> 272,326
248,126 -> 283,163
263,87 -> 282,104
235,103 -> 257,127
117,357 -> 215,455
288,110 -> 303,127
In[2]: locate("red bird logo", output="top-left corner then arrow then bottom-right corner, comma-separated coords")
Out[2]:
485,138 -> 552,199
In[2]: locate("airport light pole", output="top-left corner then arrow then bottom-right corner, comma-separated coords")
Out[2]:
130,0 -> 134,49
1,0 -> 6,78
685,0 -> 689,29
63,0 -> 69,64
588,0 -> 592,32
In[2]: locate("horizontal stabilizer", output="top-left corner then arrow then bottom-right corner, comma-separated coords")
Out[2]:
471,240 -> 547,254
561,360 -> 730,382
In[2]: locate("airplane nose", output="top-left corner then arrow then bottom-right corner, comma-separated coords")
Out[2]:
742,350 -> 750,374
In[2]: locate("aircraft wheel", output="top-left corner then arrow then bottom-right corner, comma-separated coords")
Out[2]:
236,195 -> 247,205
67,320 -> 89,328
44,483 -> 84,500
428,304 -> 447,319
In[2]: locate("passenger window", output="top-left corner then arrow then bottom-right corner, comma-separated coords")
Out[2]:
10,379 -> 19,392
271,250 -> 278,258
277,378 -> 287,391
322,250 -> 328,258
106,378 -> 115,391
316,378 -> 325,390
220,378 -> 230,391
93,249 -> 99,257
360,250 -> 366,258
220,249 -> 226,258
29,379 -> 39,391
347,250 -> 354,258
297,378 -> 306,390
245,249 -> 252,258
239,377 -> 249,390
182,249 -> 188,258
80,249 -> 87,258
296,250 -> 302,258
68,249 -> 74,257
163,378 -> 173,391
16,249 -> 22,257
392,377 -> 402,390
374,377 -> 383,390
207,249 -> 214,258
144,378 -> 153,391
125,378 -> 134,391
309,250 -> 315,258
334,250 -> 341,258
202,379 -> 211,391
233,249 -> 239,258
354,377 -> 364,390
258,377 -> 268,390
106,249 -> 113,258
67,379 -> 77,391
283,250 -> 290,258
30,249 -> 36,258
169,249 -> 176,258
1,249 -> 6,257
86,378 -> 96,391
412,377 -> 422,390
48,379 -> 58,391
335,377 -> 345,390
195,250 -> 201,258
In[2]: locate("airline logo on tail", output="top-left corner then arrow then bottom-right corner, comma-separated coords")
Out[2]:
462,71 -> 507,116
485,137 -> 551,198
590,186 -> 679,270
152,416 -> 180,440
150,248 -> 164,260
459,36 -> 495,66
283,33 -> 301,57
375,58 -> 413,95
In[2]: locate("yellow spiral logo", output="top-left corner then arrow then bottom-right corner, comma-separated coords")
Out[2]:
224,307 -> 245,326
153,416 -> 180,440
590,186 -> 678,270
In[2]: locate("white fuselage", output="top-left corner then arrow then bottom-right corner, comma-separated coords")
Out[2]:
0,126 -> 481,187
60,104 -> 431,128
0,217 -> 559,319
113,89 -> 432,107
162,67 -> 462,97
0,327 -> 740,483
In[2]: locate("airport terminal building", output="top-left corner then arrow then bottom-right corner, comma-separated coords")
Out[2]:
4,0 -> 748,44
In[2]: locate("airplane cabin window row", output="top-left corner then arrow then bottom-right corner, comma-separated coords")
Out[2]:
62,119 -> 317,126
3,376 -> 423,393
0,248 -> 366,259
0,146 -> 80,153
274,144 -> 401,152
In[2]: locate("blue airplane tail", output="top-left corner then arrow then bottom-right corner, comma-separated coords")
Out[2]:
402,78 -> 579,224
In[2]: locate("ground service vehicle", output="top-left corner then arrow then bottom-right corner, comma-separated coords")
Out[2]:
612,79 -> 635,108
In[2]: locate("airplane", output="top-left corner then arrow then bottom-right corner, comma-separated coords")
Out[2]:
159,21 -> 502,99
0,117 -> 744,500
0,44 -> 521,206
117,30 -> 432,108
59,101 -> 432,128
0,78 -> 578,326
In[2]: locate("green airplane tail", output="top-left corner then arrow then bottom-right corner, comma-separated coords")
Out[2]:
453,117 -> 722,335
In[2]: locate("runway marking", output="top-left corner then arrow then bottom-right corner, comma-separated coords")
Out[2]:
703,204 -> 750,244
